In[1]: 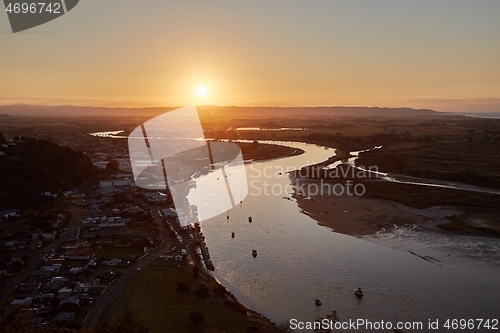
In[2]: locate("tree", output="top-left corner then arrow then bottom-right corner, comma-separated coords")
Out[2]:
188,312 -> 205,327
195,284 -> 210,300
214,285 -> 226,297
192,266 -> 199,278
0,303 -> 32,333
176,282 -> 190,296
104,160 -> 120,175
94,306 -> 150,333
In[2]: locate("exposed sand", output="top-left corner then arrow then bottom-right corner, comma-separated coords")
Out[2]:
291,178 -> 465,236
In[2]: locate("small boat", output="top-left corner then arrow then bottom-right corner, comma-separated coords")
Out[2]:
252,249 -> 257,257
393,329 -> 403,333
314,299 -> 322,306
354,288 -> 364,297
231,232 -> 235,238
248,216 -> 252,223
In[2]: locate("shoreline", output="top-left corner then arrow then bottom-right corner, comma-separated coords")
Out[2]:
291,176 -> 429,236
291,175 -> 500,239
188,242 -> 283,332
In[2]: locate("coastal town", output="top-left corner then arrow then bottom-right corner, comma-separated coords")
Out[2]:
0,132 -> 217,329
1,110 -> 500,332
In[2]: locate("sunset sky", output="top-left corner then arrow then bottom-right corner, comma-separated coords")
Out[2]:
1,1 -> 499,112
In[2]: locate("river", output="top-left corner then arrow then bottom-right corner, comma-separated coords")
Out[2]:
198,141 -> 499,332
90,132 -> 499,332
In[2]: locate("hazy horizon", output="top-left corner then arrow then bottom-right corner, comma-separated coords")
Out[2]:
1,1 -> 499,113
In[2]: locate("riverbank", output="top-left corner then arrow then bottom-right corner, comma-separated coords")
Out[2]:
106,264 -> 284,333
291,178 -> 429,236
237,141 -> 304,162
292,176 -> 500,237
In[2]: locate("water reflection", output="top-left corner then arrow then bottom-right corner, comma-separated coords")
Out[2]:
198,142 -> 500,332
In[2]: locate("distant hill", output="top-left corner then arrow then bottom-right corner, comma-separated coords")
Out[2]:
197,106 -> 440,118
0,104 -> 440,118
0,136 -> 99,210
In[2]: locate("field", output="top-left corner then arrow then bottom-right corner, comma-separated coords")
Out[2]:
106,265 -> 282,333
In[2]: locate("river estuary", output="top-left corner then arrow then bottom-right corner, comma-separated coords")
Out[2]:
199,141 -> 499,333
91,132 -> 499,332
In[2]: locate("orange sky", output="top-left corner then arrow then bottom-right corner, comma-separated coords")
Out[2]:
1,1 -> 499,112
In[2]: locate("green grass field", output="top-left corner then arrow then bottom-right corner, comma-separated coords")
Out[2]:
106,265 -> 281,333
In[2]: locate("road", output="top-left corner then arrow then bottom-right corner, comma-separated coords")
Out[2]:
0,204 -> 82,300
83,212 -> 172,329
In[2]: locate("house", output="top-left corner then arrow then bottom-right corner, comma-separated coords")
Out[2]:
30,269 -> 51,281
0,209 -> 20,219
73,282 -> 89,293
52,312 -> 75,323
162,207 -> 178,218
145,192 -> 168,203
50,276 -> 68,282
42,232 -> 57,241
45,258 -> 65,265
45,280 -> 64,291
82,218 -> 98,225
69,267 -> 84,274
17,282 -> 40,298
125,205 -> 140,213
4,241 -> 16,250
86,209 -> 114,218
40,265 -> 61,273
19,282 -> 41,292
113,179 -> 131,187
60,297 -> 80,305
68,246 -> 97,260
57,288 -> 73,299
99,180 -> 113,188
102,258 -> 121,266
10,297 -> 32,306
40,293 -> 55,300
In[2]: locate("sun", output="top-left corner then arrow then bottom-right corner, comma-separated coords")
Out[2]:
196,86 -> 208,97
